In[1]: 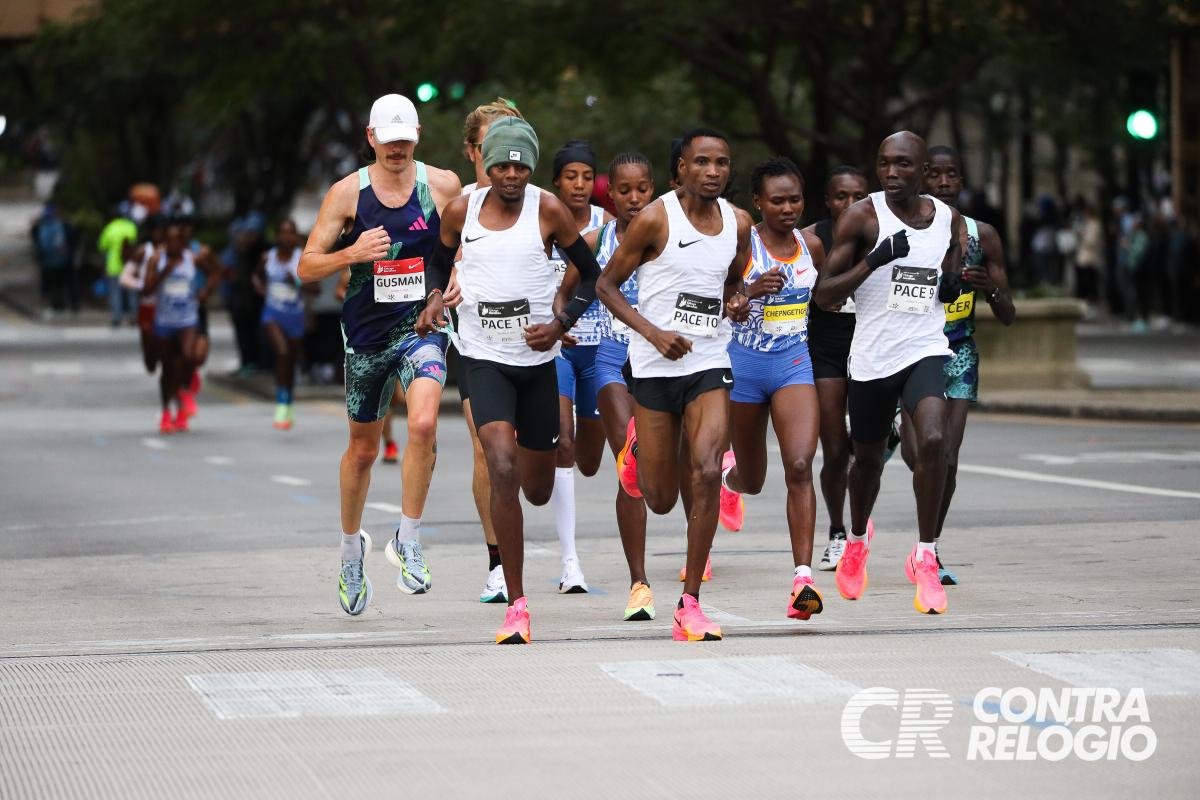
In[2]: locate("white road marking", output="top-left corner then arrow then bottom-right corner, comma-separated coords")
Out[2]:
4,629 -> 440,656
270,475 -> 311,487
600,656 -> 860,707
995,649 -> 1200,695
205,455 -> 235,466
1022,451 -> 1200,467
701,604 -> 753,625
958,463 -> 1200,500
141,437 -> 169,450
365,502 -> 404,513
31,361 -> 83,376
187,668 -> 442,720
0,511 -> 249,533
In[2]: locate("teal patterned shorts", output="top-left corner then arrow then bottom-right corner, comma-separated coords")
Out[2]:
344,332 -> 448,423
943,337 -> 979,402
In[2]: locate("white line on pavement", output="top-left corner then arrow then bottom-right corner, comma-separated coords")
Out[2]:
4,629 -> 441,656
957,463 -> 1200,500
365,502 -> 404,513
270,475 -> 311,487
0,511 -> 248,532
141,437 -> 169,450
205,456 -> 235,466
31,361 -> 83,376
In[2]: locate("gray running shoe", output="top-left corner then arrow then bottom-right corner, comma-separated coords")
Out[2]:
386,535 -> 432,594
818,532 -> 846,571
338,531 -> 373,615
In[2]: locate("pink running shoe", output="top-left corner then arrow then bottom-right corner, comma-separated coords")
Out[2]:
787,575 -> 824,620
719,450 -> 744,532
616,417 -> 641,498
678,555 -> 713,583
836,531 -> 872,600
173,407 -> 189,433
672,594 -> 722,641
159,409 -> 175,435
912,548 -> 948,614
495,596 -> 531,644
905,544 -> 919,584
178,388 -> 197,419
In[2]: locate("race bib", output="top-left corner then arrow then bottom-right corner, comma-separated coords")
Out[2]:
162,275 -> 191,300
762,288 -> 810,336
944,290 -> 975,322
268,281 -> 300,306
670,293 -> 721,338
612,304 -> 638,338
478,299 -> 531,344
374,257 -> 425,303
886,265 -> 938,315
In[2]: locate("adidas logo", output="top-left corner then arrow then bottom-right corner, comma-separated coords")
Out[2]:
392,115 -> 404,123
408,217 -> 429,231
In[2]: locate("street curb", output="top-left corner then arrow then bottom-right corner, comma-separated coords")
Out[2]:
976,399 -> 1200,424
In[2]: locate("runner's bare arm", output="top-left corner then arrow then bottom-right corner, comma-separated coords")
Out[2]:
414,195 -> 468,337
297,176 -> 390,282
555,227 -> 601,310
814,201 -> 877,309
973,220 -> 1015,326
251,253 -> 267,297
140,247 -> 171,294
596,201 -> 691,360
937,210 -> 966,303
802,229 -> 826,271
426,166 -> 463,215
723,207 -> 753,321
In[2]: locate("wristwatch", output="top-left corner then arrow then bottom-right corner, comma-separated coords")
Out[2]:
986,287 -> 1001,304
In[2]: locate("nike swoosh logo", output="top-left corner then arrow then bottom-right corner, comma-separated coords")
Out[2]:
552,435 -> 560,444
721,376 -> 732,385
678,239 -> 703,248
464,234 -> 487,243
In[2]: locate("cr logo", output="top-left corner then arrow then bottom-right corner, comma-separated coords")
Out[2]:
841,687 -> 955,759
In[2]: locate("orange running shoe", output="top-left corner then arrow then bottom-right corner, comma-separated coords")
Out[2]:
672,594 -> 722,641
616,417 -> 641,498
835,525 -> 873,601
495,596 -> 531,644
382,441 -> 399,463
159,410 -> 175,434
912,548 -> 948,614
624,581 -> 655,621
178,389 -> 197,419
787,575 -> 824,620
719,450 -> 744,531
173,407 -> 189,433
678,555 -> 712,583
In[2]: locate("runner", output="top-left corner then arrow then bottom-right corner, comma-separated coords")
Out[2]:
549,139 -> 612,594
141,220 -> 217,433
451,97 -> 525,604
176,216 -> 215,422
898,145 -> 1015,584
814,130 -> 966,616
802,166 -> 868,571
120,214 -> 167,374
416,116 -> 604,644
254,219 -> 308,430
575,151 -> 658,619
597,128 -> 753,641
723,157 -> 824,621
298,93 -> 461,614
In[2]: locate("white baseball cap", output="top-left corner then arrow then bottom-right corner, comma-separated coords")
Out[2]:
369,94 -> 419,143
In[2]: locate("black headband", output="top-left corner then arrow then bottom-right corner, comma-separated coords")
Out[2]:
553,140 -> 597,178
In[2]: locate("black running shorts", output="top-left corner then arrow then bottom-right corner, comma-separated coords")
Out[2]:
622,361 -> 732,415
459,356 -> 559,450
848,355 -> 947,443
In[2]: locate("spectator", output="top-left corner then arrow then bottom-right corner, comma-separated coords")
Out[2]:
305,271 -> 344,385
1072,200 -> 1105,314
31,203 -> 72,317
226,211 -> 268,373
97,203 -> 142,326
1118,214 -> 1151,332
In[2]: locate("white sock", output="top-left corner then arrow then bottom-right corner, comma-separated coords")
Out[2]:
552,467 -> 577,562
917,541 -> 936,559
396,514 -> 420,544
340,530 -> 363,561
848,531 -> 867,544
794,565 -> 812,580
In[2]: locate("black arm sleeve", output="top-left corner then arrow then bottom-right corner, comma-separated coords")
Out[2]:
937,270 -> 964,303
424,239 -> 455,298
557,236 -> 601,328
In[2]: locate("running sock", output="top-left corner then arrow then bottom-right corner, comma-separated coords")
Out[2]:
340,530 -> 363,561
552,467 -> 577,562
487,543 -> 502,570
916,541 -> 936,559
396,515 -> 420,545
829,525 -> 846,537
275,385 -> 292,404
848,531 -> 868,544
794,565 -> 813,580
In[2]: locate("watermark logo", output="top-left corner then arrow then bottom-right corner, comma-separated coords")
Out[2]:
842,686 -> 1156,761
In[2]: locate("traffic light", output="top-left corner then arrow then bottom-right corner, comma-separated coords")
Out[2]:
416,83 -> 438,103
1126,110 -> 1159,140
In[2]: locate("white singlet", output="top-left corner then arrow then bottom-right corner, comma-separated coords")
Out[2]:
848,192 -> 953,381
627,191 -> 736,378
456,185 -> 559,366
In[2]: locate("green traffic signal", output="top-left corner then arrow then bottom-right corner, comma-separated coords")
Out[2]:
1126,110 -> 1158,140
416,83 -> 438,103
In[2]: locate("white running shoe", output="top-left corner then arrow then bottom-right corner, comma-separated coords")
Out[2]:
559,556 -> 589,594
818,532 -> 846,571
479,565 -> 508,604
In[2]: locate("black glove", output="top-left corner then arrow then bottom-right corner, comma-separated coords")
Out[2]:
866,230 -> 910,271
937,270 -> 964,303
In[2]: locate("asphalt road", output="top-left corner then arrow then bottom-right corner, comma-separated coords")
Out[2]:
2,310 -> 1199,799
